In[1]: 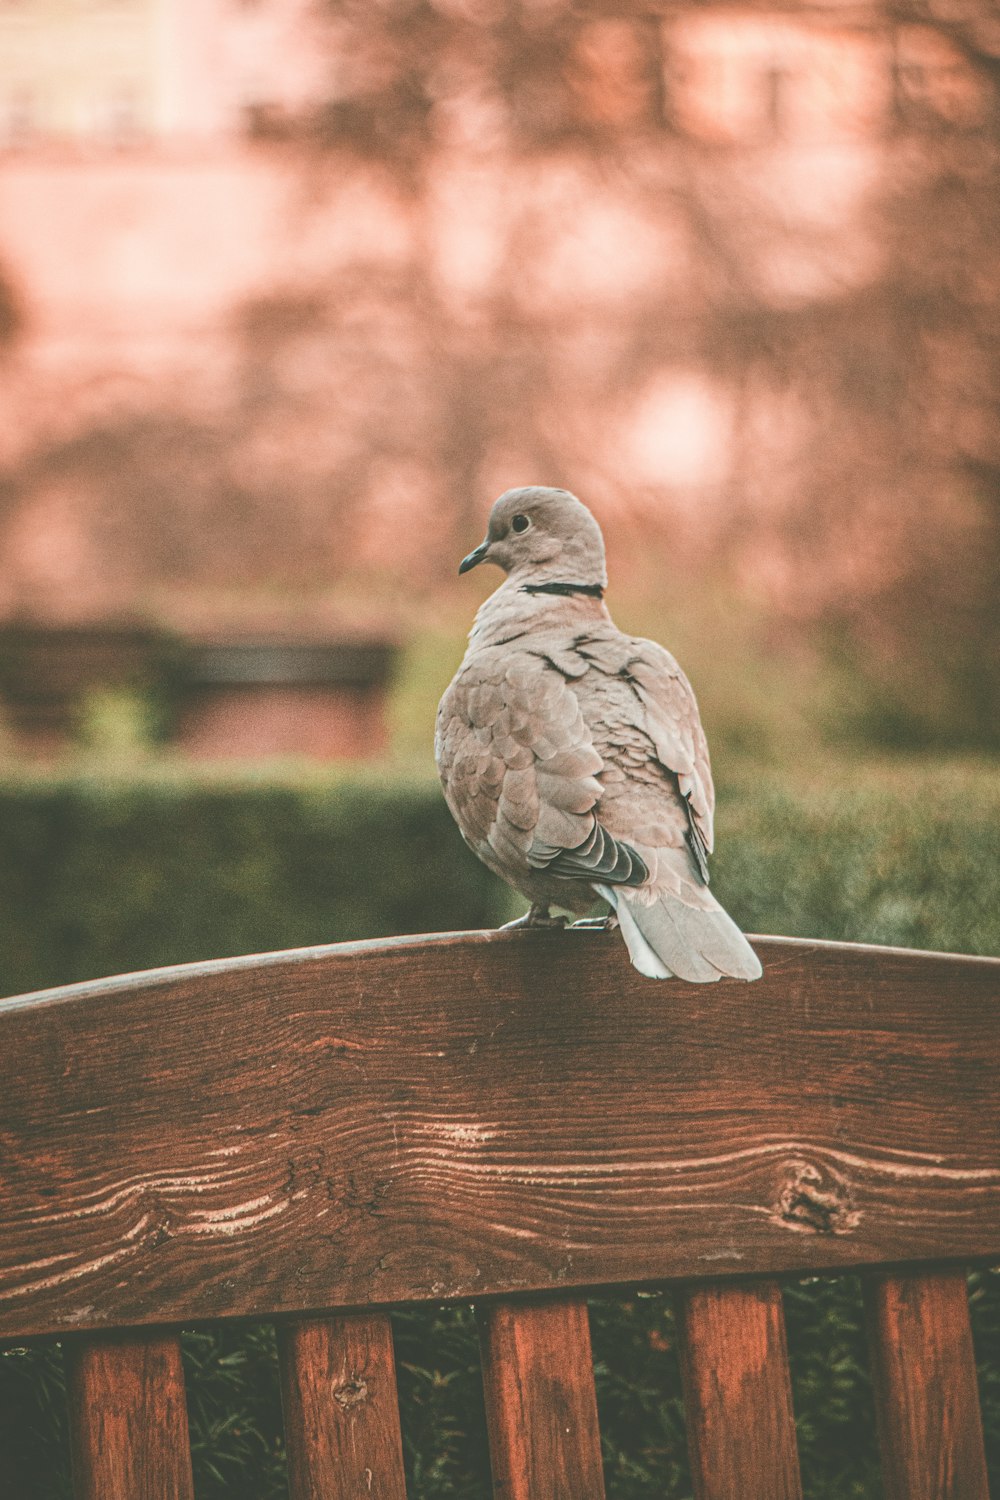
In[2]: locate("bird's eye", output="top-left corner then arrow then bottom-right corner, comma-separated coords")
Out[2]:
511,514 -> 530,534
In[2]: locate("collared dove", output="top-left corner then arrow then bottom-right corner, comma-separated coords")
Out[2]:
435,486 -> 762,983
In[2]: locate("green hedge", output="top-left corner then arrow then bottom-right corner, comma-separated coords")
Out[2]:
0,759 -> 997,1499
2,759 -> 997,998
0,771 -> 509,997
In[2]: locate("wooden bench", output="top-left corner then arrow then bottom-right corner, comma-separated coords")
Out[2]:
1,930 -> 997,1498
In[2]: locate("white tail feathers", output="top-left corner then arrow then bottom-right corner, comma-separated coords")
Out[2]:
595,882 -> 762,983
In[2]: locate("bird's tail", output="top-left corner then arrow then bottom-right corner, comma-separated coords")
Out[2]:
595,881 -> 762,983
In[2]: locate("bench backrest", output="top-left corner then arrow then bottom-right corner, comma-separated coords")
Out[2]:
1,930 -> 997,1498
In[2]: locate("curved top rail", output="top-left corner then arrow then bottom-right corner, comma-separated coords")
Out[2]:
0,931 -> 998,1339
3,928 -> 997,1014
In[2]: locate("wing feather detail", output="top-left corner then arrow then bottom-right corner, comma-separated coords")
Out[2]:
529,823 -> 649,886
436,649 -> 642,891
436,627 -> 715,898
624,644 -> 715,856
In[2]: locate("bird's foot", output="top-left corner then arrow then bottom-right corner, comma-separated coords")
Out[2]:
501,904 -> 570,930
570,914 -> 620,931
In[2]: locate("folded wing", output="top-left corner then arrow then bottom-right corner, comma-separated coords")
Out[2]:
435,649 -> 646,891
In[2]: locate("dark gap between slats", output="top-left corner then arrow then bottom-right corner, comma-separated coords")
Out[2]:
783,1275 -> 883,1500
392,1303 -> 492,1499
588,1291 -> 691,1499
0,1342 -> 71,1500
181,1324 -> 286,1498
967,1267 -> 1000,1495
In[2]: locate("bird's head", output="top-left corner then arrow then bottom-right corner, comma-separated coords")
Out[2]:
459,486 -> 608,590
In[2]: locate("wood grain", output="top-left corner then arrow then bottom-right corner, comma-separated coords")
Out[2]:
676,1281 -> 802,1500
0,932 -> 998,1336
277,1313 -> 407,1500
478,1296 -> 605,1500
65,1332 -> 194,1500
864,1270 -> 989,1500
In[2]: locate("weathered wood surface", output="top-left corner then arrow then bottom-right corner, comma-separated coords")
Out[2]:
478,1296 -> 606,1500
278,1313 -> 408,1500
864,1270 -> 990,1500
0,931 -> 998,1337
65,1332 -> 194,1500
676,1281 -> 802,1500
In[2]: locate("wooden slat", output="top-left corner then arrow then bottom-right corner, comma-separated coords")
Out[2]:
864,1270 -> 989,1500
65,1332 -> 194,1500
277,1313 -> 407,1500
0,934 -> 998,1336
477,1296 -> 605,1500
676,1281 -> 802,1500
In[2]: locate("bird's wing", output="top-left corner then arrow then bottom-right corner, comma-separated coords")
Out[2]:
563,630 -> 715,881
625,637 -> 714,852
435,648 -> 648,888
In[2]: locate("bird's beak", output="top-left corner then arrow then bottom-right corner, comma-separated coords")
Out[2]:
459,538 -> 490,574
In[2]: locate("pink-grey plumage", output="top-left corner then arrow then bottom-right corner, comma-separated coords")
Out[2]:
435,486 -> 762,983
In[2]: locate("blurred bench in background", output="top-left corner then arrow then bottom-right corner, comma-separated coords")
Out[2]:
0,930 -> 996,1498
0,621 -> 399,761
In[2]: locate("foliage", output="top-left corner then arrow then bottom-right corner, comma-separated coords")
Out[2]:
0,768 -> 505,997
783,1278 -> 882,1500
713,758 -> 1000,959
0,759 -> 997,1497
0,1344 -> 68,1500
182,1326 -> 287,1495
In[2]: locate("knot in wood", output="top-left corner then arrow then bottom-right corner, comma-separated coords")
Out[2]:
775,1158 -> 858,1235
332,1374 -> 369,1409
148,1223 -> 172,1250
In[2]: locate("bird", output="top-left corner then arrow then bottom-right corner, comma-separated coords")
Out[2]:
435,486 -> 762,983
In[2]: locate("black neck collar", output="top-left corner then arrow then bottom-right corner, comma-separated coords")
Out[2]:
520,581 -> 605,600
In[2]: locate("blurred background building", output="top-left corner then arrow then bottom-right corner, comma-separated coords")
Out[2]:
0,0 -> 997,759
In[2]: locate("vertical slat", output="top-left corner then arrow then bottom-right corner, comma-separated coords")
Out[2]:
277,1312 -> 407,1500
477,1295 -> 606,1500
65,1332 -> 194,1500
675,1281 -> 803,1500
864,1269 -> 989,1500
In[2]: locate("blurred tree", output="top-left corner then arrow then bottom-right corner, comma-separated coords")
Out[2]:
0,0 -> 997,746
